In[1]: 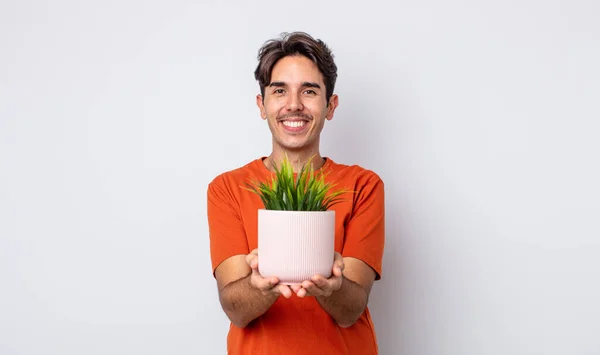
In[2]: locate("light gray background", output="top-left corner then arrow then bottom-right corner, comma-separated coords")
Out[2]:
1,1 -> 599,354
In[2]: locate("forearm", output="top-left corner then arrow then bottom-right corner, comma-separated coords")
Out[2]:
219,274 -> 279,328
316,276 -> 369,328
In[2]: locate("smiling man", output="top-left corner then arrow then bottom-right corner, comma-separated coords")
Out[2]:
207,32 -> 385,354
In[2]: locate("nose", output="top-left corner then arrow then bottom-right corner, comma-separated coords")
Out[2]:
286,92 -> 304,112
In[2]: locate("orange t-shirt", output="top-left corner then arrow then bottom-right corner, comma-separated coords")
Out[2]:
207,157 -> 385,355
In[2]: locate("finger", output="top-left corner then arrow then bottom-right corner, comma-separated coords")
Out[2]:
278,284 -> 292,298
302,281 -> 324,296
251,278 -> 273,291
246,249 -> 258,261
301,280 -> 314,289
251,269 -> 278,290
250,258 -> 259,270
311,275 -> 330,288
332,264 -> 343,277
334,252 -> 343,265
334,253 -> 345,271
334,261 -> 344,273
246,252 -> 259,268
296,287 -> 307,298
290,284 -> 302,294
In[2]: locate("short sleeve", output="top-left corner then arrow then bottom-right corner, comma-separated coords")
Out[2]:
207,178 -> 250,275
341,174 -> 385,280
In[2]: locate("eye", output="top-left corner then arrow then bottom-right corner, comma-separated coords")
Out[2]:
303,89 -> 317,95
273,89 -> 285,94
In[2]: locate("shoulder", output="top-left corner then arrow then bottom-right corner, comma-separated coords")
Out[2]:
327,158 -> 384,187
208,157 -> 266,189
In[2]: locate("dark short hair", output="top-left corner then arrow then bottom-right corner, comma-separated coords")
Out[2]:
254,32 -> 338,103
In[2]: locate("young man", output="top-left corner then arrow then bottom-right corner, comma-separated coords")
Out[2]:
207,32 -> 385,354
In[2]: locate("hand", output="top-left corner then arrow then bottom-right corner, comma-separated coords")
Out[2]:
294,252 -> 345,298
246,249 -> 293,298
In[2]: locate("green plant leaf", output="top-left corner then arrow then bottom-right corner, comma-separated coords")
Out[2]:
243,154 -> 350,211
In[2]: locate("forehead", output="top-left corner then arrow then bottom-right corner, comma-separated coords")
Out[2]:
270,55 -> 324,85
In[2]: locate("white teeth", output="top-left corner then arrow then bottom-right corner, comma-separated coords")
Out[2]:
282,121 -> 306,128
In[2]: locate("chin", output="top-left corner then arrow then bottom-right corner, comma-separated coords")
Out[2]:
275,136 -> 317,151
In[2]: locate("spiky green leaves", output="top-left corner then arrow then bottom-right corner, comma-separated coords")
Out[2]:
245,156 -> 349,211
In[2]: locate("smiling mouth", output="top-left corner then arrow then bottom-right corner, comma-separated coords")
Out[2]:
282,121 -> 307,128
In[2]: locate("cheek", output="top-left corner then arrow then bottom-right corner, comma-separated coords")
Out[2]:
307,101 -> 328,115
264,102 -> 285,118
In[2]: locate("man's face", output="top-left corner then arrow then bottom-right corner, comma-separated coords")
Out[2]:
257,55 -> 338,153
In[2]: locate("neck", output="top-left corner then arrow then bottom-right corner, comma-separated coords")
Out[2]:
265,150 -> 325,173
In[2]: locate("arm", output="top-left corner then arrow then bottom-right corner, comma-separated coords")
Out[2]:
295,254 -> 376,328
305,173 -> 385,327
316,257 -> 376,327
207,181 -> 290,327
215,250 -> 293,328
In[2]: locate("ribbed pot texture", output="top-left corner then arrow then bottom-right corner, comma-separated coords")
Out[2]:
258,210 -> 335,284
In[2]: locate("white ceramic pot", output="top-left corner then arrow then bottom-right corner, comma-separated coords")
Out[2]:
258,209 -> 335,285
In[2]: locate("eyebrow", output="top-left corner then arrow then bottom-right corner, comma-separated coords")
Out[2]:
268,81 -> 322,89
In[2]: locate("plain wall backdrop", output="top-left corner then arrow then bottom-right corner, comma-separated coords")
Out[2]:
1,1 -> 599,354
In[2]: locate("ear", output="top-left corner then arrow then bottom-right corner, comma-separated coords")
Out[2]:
256,94 -> 267,120
326,94 -> 339,121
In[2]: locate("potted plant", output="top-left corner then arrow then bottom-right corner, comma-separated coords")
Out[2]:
245,155 -> 349,285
